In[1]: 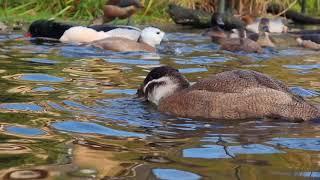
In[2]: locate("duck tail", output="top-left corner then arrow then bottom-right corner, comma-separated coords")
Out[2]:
28,19 -> 74,39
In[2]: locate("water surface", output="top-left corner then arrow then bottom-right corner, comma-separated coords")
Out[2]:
0,29 -> 319,179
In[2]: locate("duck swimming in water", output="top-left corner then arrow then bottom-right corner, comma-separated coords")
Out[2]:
92,27 -> 165,52
137,66 -> 320,121
27,19 -> 141,42
205,17 -> 275,52
104,0 -> 144,24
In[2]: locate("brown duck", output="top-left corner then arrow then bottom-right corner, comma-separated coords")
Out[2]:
104,0 -> 144,24
137,66 -> 320,121
205,17 -> 275,52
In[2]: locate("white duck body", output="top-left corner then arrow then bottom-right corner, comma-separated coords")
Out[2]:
59,26 -> 141,43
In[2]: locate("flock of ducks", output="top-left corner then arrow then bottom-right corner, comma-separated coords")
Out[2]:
25,0 -> 320,121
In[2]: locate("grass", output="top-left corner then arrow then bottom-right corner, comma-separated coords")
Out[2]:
0,0 -> 318,25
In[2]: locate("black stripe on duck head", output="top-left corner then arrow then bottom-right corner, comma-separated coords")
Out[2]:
259,18 -> 271,33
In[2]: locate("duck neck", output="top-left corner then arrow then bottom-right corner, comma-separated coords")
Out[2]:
257,32 -> 275,47
138,36 -> 155,47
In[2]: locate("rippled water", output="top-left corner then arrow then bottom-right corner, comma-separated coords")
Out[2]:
0,29 -> 319,179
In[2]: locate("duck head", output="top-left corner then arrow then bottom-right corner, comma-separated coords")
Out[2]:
256,18 -> 275,47
137,66 -> 190,105
203,26 -> 227,43
138,27 -> 165,47
259,18 -> 271,34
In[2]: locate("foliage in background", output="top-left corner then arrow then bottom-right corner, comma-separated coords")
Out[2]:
0,0 -> 319,25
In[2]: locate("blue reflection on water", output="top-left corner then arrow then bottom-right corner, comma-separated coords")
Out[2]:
5,126 -> 45,136
183,144 -> 283,159
0,103 -> 44,111
26,58 -> 58,65
266,138 -> 320,151
104,58 -> 160,65
183,145 -> 232,159
227,144 -> 284,155
179,68 -> 208,74
152,168 -> 201,180
52,121 -> 146,138
290,87 -> 320,97
33,86 -> 56,92
295,172 -> 320,177
20,74 -> 64,82
103,89 -> 136,95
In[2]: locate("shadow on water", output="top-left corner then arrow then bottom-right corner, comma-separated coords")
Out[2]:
0,29 -> 319,179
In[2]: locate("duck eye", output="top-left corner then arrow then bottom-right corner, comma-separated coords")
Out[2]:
156,32 -> 160,34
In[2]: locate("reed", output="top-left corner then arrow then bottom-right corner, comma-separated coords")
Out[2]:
0,0 -> 318,24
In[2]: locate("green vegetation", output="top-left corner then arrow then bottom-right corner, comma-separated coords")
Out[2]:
0,0 -> 319,25
0,0 -> 171,25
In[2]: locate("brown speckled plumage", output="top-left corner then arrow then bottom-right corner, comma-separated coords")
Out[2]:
219,38 -> 263,53
140,67 -> 320,121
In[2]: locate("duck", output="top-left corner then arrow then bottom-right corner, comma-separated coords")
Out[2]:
92,27 -> 165,52
206,17 -> 276,51
204,25 -> 263,53
296,38 -> 320,50
27,20 -> 141,43
246,17 -> 288,33
255,18 -> 276,48
104,0 -> 144,24
137,66 -> 320,121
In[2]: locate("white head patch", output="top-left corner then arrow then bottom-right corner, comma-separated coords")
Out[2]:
139,27 -> 165,47
143,76 -> 178,105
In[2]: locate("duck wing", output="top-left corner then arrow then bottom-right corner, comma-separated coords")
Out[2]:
92,37 -> 154,52
189,70 -> 290,93
220,38 -> 262,53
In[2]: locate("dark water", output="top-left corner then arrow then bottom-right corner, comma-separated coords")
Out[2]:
0,30 -> 319,180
